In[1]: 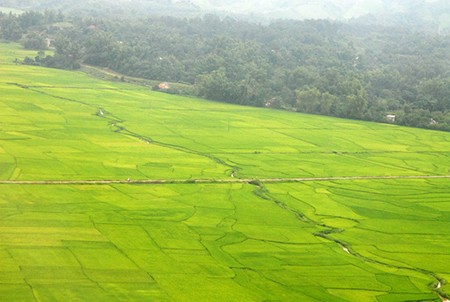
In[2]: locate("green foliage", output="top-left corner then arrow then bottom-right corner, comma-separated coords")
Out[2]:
2,10 -> 450,129
0,13 -> 22,40
22,31 -> 45,49
296,87 -> 336,115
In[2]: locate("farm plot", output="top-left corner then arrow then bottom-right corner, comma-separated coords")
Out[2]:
1,42 -> 450,301
0,183 -> 442,301
2,42 -> 450,181
30,77 -> 450,180
266,178 -> 450,299
0,75 -> 228,181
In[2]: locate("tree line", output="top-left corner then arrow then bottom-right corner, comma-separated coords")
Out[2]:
1,10 -> 450,130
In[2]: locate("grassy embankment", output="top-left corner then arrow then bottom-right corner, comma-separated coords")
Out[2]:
1,42 -> 450,301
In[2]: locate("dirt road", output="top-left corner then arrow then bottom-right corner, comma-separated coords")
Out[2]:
0,175 -> 449,185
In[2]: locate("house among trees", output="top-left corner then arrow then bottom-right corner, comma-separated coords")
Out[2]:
386,114 -> 396,123
264,98 -> 280,108
158,82 -> 170,90
45,37 -> 52,48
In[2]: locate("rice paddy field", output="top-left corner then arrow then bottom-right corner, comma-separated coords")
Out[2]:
1,42 -> 450,301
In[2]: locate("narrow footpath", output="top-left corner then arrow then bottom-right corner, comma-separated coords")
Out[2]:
0,174 -> 449,185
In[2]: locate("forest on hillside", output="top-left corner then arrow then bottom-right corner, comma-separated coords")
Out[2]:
1,10 -> 450,130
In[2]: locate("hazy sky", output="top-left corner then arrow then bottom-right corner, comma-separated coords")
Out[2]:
185,0 -> 405,19
182,0 -> 448,20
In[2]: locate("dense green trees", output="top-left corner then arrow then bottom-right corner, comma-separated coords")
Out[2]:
0,13 -> 22,40
22,31 -> 46,49
1,10 -> 450,130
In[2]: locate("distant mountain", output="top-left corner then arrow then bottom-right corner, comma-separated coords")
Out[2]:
187,0 -> 446,17
0,0 -> 202,17
186,0 -> 450,31
0,0 -> 449,32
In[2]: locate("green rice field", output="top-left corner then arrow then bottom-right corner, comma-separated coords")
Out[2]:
1,43 -> 450,301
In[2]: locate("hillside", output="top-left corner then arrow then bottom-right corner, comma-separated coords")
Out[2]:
190,0 -> 450,31
3,11 -> 450,132
1,0 -> 449,31
1,42 -> 450,301
189,0 -> 446,18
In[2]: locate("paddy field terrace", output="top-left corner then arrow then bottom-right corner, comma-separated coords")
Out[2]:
1,43 -> 450,301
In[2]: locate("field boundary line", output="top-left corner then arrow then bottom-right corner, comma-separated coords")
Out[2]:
0,175 -> 449,185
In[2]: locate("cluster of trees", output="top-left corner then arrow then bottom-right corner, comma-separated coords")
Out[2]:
0,10 -> 63,41
1,10 -> 450,130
